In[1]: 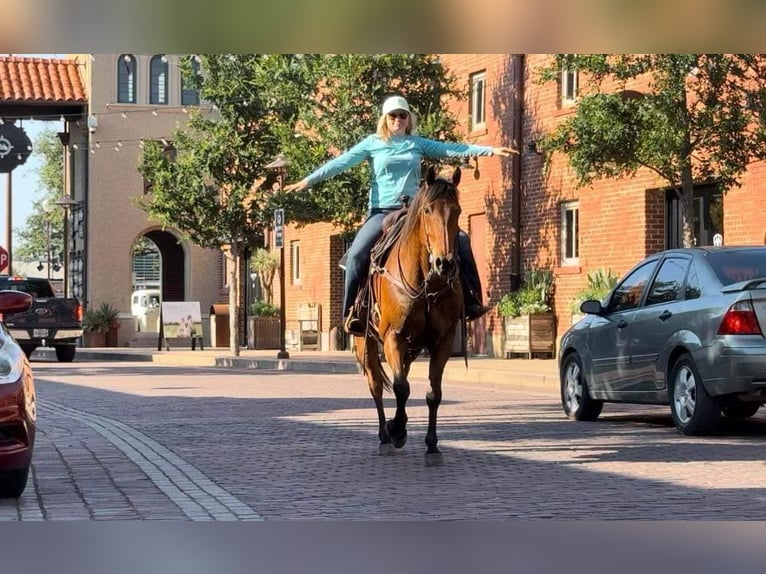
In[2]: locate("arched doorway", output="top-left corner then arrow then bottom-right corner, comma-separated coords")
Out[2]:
131,230 -> 186,303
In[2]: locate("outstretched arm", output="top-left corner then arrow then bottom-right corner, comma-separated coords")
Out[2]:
492,146 -> 519,157
285,179 -> 309,193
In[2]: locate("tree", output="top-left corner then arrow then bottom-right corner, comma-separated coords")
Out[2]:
14,129 -> 65,264
250,248 -> 279,304
137,54 -> 464,355
540,54 -> 766,246
277,54 -> 465,232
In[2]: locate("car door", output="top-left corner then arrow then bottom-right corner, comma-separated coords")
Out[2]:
627,255 -> 691,392
586,259 -> 659,395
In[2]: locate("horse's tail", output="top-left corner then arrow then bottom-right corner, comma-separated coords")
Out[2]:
356,337 -> 393,393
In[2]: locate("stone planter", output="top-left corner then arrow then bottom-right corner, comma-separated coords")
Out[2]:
503,312 -> 556,359
247,316 -> 281,350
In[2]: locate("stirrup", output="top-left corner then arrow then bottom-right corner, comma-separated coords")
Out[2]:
465,303 -> 490,321
344,311 -> 366,337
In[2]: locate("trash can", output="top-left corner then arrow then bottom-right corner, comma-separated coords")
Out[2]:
209,304 -> 230,348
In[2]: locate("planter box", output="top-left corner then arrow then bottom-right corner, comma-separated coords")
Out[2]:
504,312 -> 556,359
247,316 -> 280,350
83,331 -> 107,348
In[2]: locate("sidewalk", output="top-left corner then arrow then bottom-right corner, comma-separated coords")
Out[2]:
33,346 -> 560,386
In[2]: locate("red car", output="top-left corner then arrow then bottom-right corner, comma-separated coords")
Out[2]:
0,290 -> 36,498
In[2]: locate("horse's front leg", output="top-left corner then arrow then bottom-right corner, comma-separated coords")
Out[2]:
424,332 -> 453,466
383,333 -> 410,449
354,335 -> 394,454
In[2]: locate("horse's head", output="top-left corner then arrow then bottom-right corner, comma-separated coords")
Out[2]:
409,166 -> 462,278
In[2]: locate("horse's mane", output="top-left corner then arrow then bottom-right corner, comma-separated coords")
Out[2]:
401,176 -> 460,240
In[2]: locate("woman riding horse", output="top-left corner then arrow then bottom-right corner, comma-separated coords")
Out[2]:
286,95 -> 517,336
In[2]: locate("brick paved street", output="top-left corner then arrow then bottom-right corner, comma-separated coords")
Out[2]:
2,359 -> 765,520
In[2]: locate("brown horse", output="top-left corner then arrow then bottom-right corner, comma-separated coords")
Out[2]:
354,167 -> 464,466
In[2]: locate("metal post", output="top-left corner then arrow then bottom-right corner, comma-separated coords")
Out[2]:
46,219 -> 51,280
276,167 -> 289,359
5,172 -> 12,276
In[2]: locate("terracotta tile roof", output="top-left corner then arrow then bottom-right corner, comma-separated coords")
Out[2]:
0,56 -> 86,103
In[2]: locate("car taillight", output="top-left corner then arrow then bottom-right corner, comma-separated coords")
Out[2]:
75,303 -> 83,322
718,300 -> 762,335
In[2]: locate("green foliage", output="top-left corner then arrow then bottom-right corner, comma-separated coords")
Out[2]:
497,270 -> 554,318
83,302 -> 121,333
250,248 -> 279,304
14,129 -> 65,262
250,300 -> 280,317
538,54 -> 766,246
571,268 -> 619,313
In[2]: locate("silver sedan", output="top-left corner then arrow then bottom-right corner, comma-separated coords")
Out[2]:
559,246 -> 766,435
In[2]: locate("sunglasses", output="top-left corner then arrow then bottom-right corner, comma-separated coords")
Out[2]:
387,111 -> 409,120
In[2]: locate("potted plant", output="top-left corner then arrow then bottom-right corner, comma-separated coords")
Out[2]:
570,268 -> 619,325
247,299 -> 281,350
82,302 -> 121,347
498,270 -> 556,358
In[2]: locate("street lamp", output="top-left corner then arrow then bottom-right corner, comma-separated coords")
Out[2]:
265,155 -> 290,360
54,196 -> 79,298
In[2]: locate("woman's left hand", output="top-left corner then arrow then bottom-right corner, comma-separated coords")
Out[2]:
492,146 -> 520,157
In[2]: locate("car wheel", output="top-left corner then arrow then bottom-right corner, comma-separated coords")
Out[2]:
20,345 -> 36,359
561,353 -> 603,421
721,399 -> 761,420
0,466 -> 30,499
669,353 -> 720,435
55,345 -> 76,363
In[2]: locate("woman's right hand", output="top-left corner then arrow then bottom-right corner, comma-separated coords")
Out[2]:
284,179 -> 309,193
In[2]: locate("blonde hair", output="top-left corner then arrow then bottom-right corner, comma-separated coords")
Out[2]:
376,110 -> 418,141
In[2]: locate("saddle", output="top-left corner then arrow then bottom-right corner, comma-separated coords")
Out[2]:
339,197 -> 411,337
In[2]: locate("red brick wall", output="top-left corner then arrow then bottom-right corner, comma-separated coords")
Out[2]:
258,54 -> 766,354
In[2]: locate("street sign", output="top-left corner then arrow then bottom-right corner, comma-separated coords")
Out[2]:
274,208 -> 285,249
0,246 -> 8,273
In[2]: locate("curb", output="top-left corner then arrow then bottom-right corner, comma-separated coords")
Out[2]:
31,348 -> 557,386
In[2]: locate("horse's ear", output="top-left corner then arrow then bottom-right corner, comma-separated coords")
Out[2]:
426,166 -> 436,185
452,167 -> 462,187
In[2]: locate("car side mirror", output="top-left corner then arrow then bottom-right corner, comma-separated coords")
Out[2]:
580,299 -> 603,315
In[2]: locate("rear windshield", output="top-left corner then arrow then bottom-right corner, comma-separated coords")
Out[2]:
706,250 -> 766,286
0,277 -> 54,298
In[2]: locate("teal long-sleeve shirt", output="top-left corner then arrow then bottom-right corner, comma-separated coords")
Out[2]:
304,134 -> 495,210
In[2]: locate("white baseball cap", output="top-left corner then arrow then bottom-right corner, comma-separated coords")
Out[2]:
381,95 -> 411,116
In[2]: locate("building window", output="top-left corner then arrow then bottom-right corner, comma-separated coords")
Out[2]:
150,55 -> 169,105
665,185 -> 723,248
117,54 -> 136,103
181,56 -> 201,106
291,241 -> 301,284
561,63 -> 579,107
561,201 -> 579,265
469,71 -> 486,131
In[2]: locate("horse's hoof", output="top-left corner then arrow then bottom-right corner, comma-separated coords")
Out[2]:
424,452 -> 444,467
379,443 -> 396,456
392,433 -> 407,449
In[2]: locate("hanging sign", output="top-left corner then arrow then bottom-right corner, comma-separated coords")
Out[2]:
0,122 -> 32,173
274,208 -> 285,249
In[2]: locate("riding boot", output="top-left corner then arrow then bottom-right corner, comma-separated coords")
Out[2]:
343,306 -> 366,337
456,231 -> 490,321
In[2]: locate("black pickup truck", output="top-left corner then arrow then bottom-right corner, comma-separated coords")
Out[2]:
0,276 -> 83,362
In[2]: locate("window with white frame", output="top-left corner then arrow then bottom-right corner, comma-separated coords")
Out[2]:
291,240 -> 301,284
117,54 -> 136,103
561,65 -> 579,107
150,55 -> 169,105
469,71 -> 486,130
561,201 -> 579,265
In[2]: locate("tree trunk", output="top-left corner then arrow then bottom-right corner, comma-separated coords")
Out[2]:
228,243 -> 241,356
678,161 -> 696,248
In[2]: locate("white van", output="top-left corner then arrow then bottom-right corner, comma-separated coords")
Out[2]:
131,289 -> 161,332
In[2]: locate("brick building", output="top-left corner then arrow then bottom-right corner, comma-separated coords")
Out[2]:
8,54 -> 764,353
284,54 -> 766,356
